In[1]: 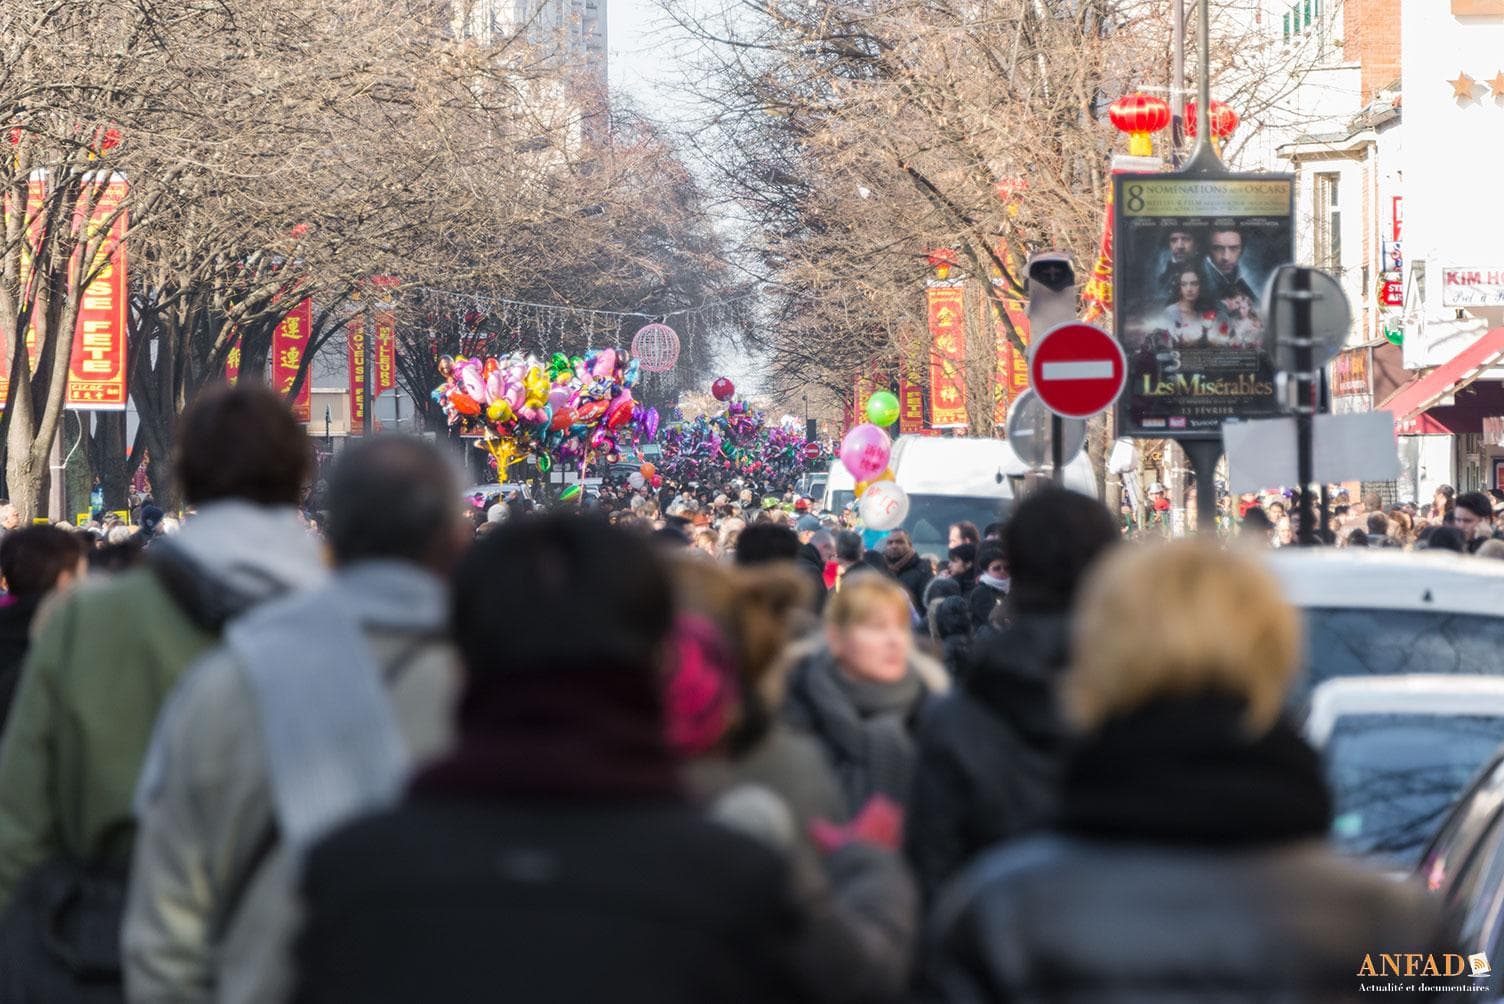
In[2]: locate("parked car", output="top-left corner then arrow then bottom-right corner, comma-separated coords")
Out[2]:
1267,549 -> 1504,699
1417,745 -> 1504,995
1304,675 -> 1504,869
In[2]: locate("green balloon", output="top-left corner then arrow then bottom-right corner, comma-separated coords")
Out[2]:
866,390 -> 901,427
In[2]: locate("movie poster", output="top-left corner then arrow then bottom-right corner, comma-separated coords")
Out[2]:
1113,174 -> 1293,438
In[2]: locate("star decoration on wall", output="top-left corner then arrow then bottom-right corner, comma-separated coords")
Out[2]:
1489,72 -> 1504,97
1452,72 -> 1478,99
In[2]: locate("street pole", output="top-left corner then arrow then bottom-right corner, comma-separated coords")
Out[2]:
1171,0 -> 1185,164
1051,415 -> 1064,483
1293,268 -> 1318,546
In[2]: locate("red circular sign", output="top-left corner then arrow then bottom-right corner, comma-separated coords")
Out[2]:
802,442 -> 822,461
1028,322 -> 1127,419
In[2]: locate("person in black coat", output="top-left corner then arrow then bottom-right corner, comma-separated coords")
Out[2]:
917,539 -> 1452,1002
881,531 -> 932,611
906,488 -> 1119,901
0,526 -> 87,735
967,542 -> 1009,629
295,518 -> 893,1004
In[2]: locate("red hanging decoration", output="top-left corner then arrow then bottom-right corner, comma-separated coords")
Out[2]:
1107,93 -> 1171,157
1184,101 -> 1240,140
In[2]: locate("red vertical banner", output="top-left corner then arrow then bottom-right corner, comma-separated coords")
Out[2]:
374,311 -> 396,395
224,328 -> 241,386
1080,184 -> 1115,325
926,284 -> 968,429
347,316 -> 367,435
849,373 -> 873,434
899,377 -> 925,435
273,298 -> 312,422
67,174 -> 128,410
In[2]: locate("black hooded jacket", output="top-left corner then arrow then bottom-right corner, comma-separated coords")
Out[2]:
904,613 -> 1072,901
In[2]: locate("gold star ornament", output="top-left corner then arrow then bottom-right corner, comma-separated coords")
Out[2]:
1453,72 -> 1477,99
1489,72 -> 1504,97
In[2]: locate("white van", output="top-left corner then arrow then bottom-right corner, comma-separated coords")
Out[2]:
824,436 -> 1097,558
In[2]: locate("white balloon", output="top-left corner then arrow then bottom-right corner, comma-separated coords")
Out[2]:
859,480 -> 909,531
628,472 -> 646,489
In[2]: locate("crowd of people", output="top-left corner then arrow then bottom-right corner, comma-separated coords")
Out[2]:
0,385 -> 1463,1003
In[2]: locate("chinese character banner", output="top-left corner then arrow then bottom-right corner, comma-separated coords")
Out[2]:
67,174 -> 129,411
273,298 -> 312,422
926,284 -> 968,429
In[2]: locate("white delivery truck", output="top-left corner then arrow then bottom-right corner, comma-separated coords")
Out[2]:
823,436 -> 1096,559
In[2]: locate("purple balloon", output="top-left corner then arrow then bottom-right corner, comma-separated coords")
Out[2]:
645,407 -> 660,441
548,387 -> 570,411
840,423 -> 892,481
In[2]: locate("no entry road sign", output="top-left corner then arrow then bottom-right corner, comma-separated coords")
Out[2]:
1028,321 -> 1127,419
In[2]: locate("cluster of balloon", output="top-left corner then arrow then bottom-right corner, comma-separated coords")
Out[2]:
432,348 -> 660,475
842,407 -> 909,531
626,461 -> 660,491
655,381 -> 826,487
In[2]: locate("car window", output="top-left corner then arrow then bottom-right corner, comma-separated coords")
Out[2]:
1326,713 -> 1504,868
902,495 -> 1011,557
1297,609 -> 1504,699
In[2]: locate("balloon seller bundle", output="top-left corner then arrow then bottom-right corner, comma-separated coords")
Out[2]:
432,348 -> 660,475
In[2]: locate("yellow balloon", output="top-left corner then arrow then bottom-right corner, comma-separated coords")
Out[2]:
875,467 -> 895,483
486,402 -> 506,423
855,479 -> 871,498
524,366 -> 549,407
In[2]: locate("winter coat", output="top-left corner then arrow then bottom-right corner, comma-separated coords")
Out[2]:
781,640 -> 947,817
0,503 -> 326,912
121,567 -> 460,1004
294,800 -> 897,1004
967,581 -> 1005,630
917,695 -> 1450,1002
905,614 -> 1071,901
796,544 -> 829,612
888,551 -> 933,612
0,595 -> 42,737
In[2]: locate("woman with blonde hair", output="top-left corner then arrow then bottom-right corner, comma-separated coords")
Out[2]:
782,571 -> 947,818
921,539 -> 1448,1002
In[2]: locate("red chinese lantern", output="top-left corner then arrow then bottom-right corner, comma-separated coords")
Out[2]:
6,128 -> 21,146
1184,101 -> 1240,141
927,248 -> 960,281
711,376 -> 735,401
1108,93 -> 1171,157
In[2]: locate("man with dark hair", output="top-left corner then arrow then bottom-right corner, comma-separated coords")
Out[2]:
882,530 -> 932,612
907,487 -> 1120,901
0,386 -> 327,923
0,527 -> 87,733
1454,491 -> 1493,552
123,436 -> 465,1004
734,522 -> 801,567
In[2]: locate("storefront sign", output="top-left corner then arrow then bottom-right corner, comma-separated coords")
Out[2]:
347,317 -> 367,435
1113,174 -> 1293,438
1332,346 -> 1371,398
1442,268 -> 1504,307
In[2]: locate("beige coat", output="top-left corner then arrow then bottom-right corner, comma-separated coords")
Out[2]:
121,627 -> 459,1004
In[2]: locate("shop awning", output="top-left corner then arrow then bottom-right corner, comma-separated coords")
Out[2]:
1379,327 -> 1504,431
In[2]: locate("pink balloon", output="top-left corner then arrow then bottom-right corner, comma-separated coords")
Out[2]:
840,424 -> 892,481
548,387 -> 570,411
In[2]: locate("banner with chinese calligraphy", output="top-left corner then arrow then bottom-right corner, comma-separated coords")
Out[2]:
374,311 -> 396,395
0,174 -> 48,408
225,329 -> 241,386
992,294 -> 1031,427
273,298 -> 312,422
347,316 -> 367,435
899,377 -> 925,435
67,174 -> 129,410
849,373 -> 874,434
926,284 -> 968,429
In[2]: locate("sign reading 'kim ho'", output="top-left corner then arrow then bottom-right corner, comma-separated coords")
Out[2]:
1442,267 -> 1504,308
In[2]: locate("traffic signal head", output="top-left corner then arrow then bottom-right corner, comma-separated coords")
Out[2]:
1025,252 -> 1078,334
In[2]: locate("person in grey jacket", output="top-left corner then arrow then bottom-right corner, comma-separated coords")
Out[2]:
918,540 -> 1452,1003
122,437 -> 467,1004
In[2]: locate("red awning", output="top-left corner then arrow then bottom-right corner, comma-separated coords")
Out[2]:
1379,326 -> 1504,433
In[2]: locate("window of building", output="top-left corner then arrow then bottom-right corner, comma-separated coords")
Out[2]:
1315,173 -> 1342,269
